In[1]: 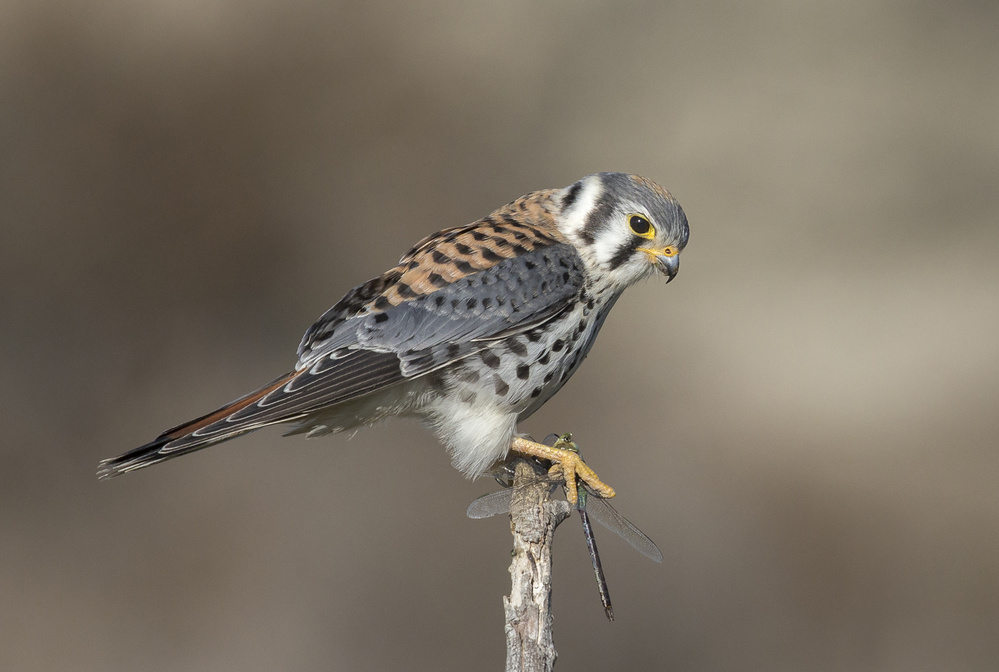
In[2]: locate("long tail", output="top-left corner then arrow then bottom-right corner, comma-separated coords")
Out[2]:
99,347 -> 405,479
97,370 -> 299,480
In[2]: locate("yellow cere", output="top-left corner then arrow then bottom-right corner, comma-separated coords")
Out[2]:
637,245 -> 679,261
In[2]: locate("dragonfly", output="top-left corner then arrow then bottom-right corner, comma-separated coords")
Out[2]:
467,434 -> 663,621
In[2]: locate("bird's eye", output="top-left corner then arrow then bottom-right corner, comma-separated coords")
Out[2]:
628,214 -> 655,239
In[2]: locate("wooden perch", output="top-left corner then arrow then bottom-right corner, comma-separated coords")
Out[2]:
503,460 -> 572,672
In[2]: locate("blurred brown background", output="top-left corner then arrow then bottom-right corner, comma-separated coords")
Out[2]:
3,1 -> 998,670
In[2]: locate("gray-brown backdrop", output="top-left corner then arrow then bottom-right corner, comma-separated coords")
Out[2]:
3,1 -> 998,670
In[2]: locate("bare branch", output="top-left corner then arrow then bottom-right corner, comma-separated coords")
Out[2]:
503,460 -> 572,672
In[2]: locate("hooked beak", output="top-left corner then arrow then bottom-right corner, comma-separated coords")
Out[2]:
638,245 -> 680,283
657,253 -> 679,283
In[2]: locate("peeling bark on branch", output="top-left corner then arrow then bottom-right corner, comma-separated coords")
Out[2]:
503,460 -> 571,672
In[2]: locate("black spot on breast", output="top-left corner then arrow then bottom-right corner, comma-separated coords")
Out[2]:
531,386 -> 543,398
561,271 -> 570,283
374,313 -> 389,324
493,375 -> 509,396
552,339 -> 565,352
480,350 -> 501,368
506,338 -> 527,357
517,364 -> 530,380
538,352 -> 550,365
526,329 -> 542,342
544,371 -> 554,383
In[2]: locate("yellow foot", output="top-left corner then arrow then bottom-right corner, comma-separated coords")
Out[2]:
510,434 -> 616,506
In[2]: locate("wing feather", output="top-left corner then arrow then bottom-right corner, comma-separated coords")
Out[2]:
297,195 -> 565,360
301,243 -> 584,379
102,200 -> 580,478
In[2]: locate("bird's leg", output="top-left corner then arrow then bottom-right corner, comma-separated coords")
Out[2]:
510,434 -> 616,506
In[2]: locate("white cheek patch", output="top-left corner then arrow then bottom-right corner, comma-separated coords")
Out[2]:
590,224 -> 632,267
558,175 -> 604,243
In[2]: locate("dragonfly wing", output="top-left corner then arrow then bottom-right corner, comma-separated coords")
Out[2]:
466,490 -> 514,519
468,480 -> 664,564
584,496 -> 664,563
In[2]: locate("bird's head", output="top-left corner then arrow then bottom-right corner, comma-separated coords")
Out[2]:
556,172 -> 688,291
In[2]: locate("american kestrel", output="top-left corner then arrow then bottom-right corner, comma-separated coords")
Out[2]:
99,172 -> 689,504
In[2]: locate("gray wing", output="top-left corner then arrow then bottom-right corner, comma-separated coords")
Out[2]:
99,237 -> 584,478
303,242 -> 585,377
156,244 -> 583,443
